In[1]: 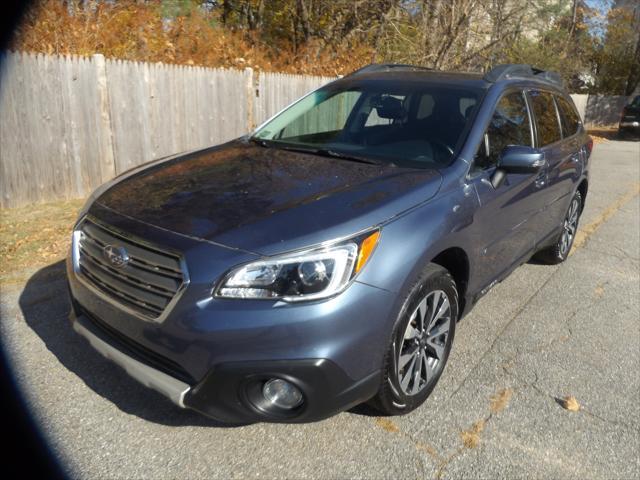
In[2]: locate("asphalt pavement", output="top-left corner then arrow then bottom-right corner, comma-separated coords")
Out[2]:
1,139 -> 639,479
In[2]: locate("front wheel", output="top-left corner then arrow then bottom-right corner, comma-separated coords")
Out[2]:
370,264 -> 458,416
535,190 -> 582,265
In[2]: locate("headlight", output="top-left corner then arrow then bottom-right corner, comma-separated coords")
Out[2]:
215,230 -> 380,302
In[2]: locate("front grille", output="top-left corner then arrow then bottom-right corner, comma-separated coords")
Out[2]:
76,217 -> 186,320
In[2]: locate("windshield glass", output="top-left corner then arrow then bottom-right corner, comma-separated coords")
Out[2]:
631,96 -> 640,107
252,82 -> 484,168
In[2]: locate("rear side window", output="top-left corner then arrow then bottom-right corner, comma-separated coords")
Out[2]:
555,96 -> 581,137
529,90 -> 562,146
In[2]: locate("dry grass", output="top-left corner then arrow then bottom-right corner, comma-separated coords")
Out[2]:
587,127 -> 617,144
375,417 -> 400,433
0,198 -> 84,282
594,284 -> 605,298
460,420 -> 486,449
416,442 -> 441,460
489,388 -> 513,414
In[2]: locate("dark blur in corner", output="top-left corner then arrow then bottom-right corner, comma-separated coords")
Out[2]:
1,0 -> 31,52
1,2 -> 67,478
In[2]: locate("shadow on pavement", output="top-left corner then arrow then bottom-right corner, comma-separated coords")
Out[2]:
18,261 -> 238,428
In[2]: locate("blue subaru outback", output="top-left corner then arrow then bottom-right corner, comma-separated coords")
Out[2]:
67,64 -> 592,422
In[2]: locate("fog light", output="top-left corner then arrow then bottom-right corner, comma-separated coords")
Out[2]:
262,378 -> 303,409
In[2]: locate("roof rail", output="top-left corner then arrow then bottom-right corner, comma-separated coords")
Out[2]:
484,64 -> 533,82
531,68 -> 563,88
348,63 -> 433,76
484,64 -> 563,88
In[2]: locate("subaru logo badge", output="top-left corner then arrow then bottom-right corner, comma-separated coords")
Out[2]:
103,245 -> 130,268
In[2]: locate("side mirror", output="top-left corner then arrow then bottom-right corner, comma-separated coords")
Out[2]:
499,145 -> 545,174
490,146 -> 545,188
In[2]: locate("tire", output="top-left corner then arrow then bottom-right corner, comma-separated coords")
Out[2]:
535,190 -> 582,265
370,264 -> 458,416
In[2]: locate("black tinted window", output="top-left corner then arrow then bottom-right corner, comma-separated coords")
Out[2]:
473,91 -> 532,171
530,90 -> 562,146
556,96 -> 581,137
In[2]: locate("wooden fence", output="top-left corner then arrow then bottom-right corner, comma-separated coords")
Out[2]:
0,51 -> 632,208
0,52 -> 334,208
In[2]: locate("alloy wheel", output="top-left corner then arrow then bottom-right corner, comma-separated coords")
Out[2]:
397,290 -> 452,396
560,197 -> 580,256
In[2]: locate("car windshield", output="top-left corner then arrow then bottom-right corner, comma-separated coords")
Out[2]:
631,96 -> 640,107
252,82 -> 484,169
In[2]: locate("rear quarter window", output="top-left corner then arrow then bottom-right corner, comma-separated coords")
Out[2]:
555,96 -> 581,137
529,90 -> 562,146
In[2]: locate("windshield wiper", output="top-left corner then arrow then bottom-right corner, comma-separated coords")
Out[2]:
278,145 -> 392,167
248,137 -> 270,147
249,139 -> 394,167
319,149 -> 391,166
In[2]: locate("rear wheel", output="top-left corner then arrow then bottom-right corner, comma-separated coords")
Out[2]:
535,190 -> 582,265
370,264 -> 457,415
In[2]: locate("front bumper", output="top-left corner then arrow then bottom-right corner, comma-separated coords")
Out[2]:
70,308 -> 380,423
72,312 -> 190,406
619,121 -> 640,133
67,205 -> 396,422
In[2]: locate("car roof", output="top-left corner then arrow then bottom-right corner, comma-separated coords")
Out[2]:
333,70 -> 490,90
336,64 -> 566,92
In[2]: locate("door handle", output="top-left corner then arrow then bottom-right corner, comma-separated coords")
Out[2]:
534,171 -> 547,188
480,178 -> 493,188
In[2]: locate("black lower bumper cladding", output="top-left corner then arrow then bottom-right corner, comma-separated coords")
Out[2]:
184,359 -> 380,423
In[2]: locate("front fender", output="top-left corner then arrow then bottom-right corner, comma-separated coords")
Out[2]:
356,182 -> 479,314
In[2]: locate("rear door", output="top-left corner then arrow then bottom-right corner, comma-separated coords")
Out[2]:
467,89 -> 544,289
527,90 -> 579,242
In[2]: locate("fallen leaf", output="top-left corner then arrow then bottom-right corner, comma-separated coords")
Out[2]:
561,396 -> 580,412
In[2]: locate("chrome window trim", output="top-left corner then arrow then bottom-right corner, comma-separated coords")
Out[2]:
526,87 -> 567,148
72,215 -> 190,324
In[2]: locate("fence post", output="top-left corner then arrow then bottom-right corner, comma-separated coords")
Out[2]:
245,67 -> 255,132
93,54 -> 116,180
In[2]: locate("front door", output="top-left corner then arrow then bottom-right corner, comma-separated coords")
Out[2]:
466,90 -> 547,291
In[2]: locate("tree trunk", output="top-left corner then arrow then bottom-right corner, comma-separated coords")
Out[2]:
625,30 -> 640,96
297,0 -> 312,42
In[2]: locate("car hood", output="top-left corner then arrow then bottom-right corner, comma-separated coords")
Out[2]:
95,141 -> 442,255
